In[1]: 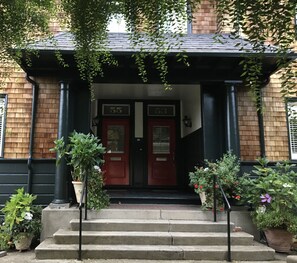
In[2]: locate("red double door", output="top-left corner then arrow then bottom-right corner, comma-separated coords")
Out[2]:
102,118 -> 176,186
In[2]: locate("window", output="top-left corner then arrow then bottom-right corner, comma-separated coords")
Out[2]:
287,100 -> 297,160
0,95 -> 7,157
107,3 -> 190,34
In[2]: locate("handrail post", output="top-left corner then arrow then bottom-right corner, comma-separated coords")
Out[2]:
78,204 -> 82,261
85,169 -> 88,220
227,209 -> 231,262
213,173 -> 217,222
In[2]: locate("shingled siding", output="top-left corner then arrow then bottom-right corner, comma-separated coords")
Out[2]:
237,87 -> 261,161
0,159 -> 55,206
34,77 -> 59,159
192,0 -> 217,33
262,73 -> 290,161
2,72 -> 59,159
2,66 -> 32,158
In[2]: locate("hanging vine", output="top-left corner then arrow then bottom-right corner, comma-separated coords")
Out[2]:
215,0 -> 297,108
0,0 -> 297,102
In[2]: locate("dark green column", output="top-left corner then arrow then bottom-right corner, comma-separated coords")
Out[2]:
225,82 -> 241,157
52,81 -> 70,204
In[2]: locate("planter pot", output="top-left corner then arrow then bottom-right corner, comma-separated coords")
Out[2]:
72,181 -> 85,203
14,233 -> 33,251
199,192 -> 207,205
264,228 -> 293,253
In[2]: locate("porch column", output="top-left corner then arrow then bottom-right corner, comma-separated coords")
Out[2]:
225,81 -> 241,157
52,81 -> 70,204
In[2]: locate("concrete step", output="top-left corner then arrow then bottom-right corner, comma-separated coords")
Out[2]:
70,218 -> 234,232
54,229 -> 254,246
86,207 -> 226,221
35,238 -> 275,261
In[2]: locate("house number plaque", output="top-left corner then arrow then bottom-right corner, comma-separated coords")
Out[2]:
102,104 -> 130,116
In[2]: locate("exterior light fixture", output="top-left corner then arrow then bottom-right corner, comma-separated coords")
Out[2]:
183,115 -> 192,128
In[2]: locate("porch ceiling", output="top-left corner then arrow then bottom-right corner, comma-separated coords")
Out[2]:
18,32 -> 295,84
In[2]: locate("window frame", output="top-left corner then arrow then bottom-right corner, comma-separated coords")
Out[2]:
0,94 -> 7,158
286,98 -> 297,160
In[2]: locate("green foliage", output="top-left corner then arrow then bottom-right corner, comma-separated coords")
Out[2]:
239,158 -> 297,233
51,131 -> 106,181
0,0 -> 55,79
189,151 -> 241,208
87,167 -> 110,210
0,188 -> 42,247
1,1 -> 297,102
215,0 -> 297,107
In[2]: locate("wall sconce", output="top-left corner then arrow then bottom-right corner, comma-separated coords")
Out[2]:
92,116 -> 100,127
183,115 -> 192,128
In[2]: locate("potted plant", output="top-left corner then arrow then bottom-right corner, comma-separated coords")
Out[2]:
239,158 -> 297,252
0,188 -> 41,251
52,131 -> 106,203
189,151 -> 241,209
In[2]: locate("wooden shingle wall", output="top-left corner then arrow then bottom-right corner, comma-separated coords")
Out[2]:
192,0 -> 217,33
262,73 -> 290,161
2,66 -> 31,158
33,77 -> 59,159
237,87 -> 261,161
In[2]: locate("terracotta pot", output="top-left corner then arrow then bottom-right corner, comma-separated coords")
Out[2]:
14,233 -> 33,251
264,228 -> 293,253
72,181 -> 85,203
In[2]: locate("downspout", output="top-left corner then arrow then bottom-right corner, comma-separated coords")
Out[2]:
26,75 -> 39,194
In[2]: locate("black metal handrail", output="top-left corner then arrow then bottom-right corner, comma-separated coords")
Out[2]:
213,174 -> 232,262
78,170 -> 88,261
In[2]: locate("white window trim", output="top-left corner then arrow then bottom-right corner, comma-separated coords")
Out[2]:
287,100 -> 297,160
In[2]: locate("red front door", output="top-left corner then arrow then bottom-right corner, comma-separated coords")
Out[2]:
148,119 -> 176,186
102,118 -> 130,185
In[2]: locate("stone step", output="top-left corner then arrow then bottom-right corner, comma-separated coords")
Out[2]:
86,208 -> 226,221
54,229 -> 253,246
70,218 -> 234,232
35,238 -> 275,261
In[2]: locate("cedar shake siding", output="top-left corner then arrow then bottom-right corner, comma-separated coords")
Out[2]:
237,87 -> 261,161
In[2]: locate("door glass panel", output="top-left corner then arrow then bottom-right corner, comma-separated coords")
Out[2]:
107,125 -> 125,153
152,126 -> 170,154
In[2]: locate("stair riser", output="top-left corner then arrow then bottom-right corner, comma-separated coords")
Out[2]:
36,249 -> 274,261
91,209 -> 226,221
71,222 -> 230,232
54,235 -> 253,246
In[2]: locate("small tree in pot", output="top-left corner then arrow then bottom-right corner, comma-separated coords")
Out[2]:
52,131 -> 106,203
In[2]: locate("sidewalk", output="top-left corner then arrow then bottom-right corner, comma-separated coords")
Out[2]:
0,249 -> 289,263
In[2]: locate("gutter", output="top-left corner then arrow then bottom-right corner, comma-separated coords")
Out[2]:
26,75 -> 39,194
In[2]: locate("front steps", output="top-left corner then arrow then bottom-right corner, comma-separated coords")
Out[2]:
35,206 -> 275,261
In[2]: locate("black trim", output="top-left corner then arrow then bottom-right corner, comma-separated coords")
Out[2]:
0,159 -> 55,205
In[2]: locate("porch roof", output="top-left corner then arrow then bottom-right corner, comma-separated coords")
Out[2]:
19,32 -> 296,84
28,32 -> 280,56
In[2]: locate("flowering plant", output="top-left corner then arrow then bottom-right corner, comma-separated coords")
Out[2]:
239,158 -> 297,233
189,152 -> 241,208
1,188 -> 41,241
